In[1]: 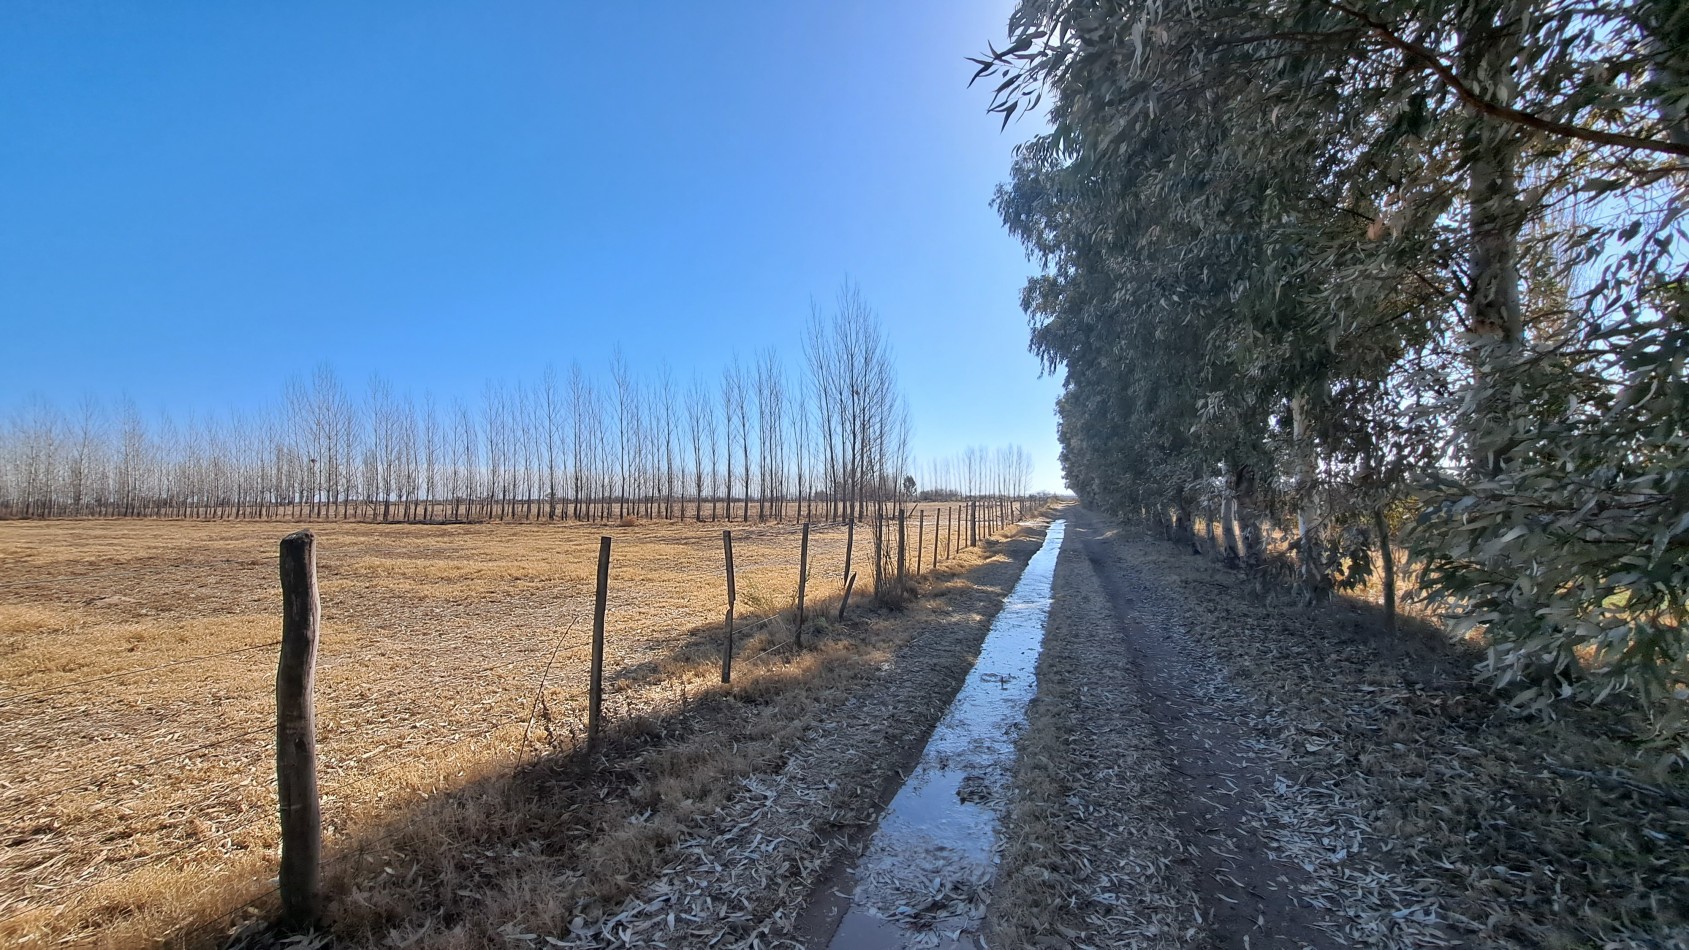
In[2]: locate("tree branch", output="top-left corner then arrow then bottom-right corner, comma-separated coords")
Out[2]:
1326,1 -> 1689,159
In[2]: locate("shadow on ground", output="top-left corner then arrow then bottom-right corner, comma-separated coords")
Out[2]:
202,526 -> 1051,950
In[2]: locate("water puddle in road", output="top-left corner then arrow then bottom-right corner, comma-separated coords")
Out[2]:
824,518 -> 1066,950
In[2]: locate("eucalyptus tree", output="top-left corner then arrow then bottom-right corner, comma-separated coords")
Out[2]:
981,0 -> 1689,748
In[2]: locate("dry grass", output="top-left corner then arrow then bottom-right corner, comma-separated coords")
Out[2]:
0,514 -> 954,947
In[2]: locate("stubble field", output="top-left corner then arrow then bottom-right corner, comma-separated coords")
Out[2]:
0,511 -> 961,946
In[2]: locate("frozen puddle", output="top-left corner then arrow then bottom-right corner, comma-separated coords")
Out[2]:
826,518 -> 1066,949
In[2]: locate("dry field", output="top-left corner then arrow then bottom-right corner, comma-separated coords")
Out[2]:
0,512 -> 969,947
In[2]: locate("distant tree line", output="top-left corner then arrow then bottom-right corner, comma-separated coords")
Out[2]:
978,1 -> 1689,752
918,445 -> 1038,504
0,287 -> 1037,525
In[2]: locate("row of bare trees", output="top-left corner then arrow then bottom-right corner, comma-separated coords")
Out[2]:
0,289 -> 1035,524
918,445 -> 1037,503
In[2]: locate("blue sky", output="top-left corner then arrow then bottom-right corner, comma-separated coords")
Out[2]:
0,2 -> 1066,490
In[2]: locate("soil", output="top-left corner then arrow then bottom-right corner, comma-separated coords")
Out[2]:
15,506 -> 1687,948
988,507 -> 1689,949
805,518 -> 1066,950
1075,511 -> 1337,948
517,522 -> 1054,950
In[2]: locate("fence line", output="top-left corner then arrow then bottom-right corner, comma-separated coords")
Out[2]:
0,497 -> 1046,944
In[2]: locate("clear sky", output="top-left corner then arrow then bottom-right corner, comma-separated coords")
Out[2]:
0,2 -> 1067,491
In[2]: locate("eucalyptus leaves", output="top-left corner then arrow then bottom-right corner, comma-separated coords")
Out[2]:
981,0 -> 1688,759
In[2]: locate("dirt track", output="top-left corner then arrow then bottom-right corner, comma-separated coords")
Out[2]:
10,508 -> 1685,948
988,507 -> 1689,949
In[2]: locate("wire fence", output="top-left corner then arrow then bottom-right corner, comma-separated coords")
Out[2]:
0,499 -> 1039,945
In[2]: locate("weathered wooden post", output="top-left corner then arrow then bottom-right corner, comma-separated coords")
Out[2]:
795,522 -> 810,647
873,511 -> 885,601
721,530 -> 736,684
839,572 -> 856,619
896,508 -> 907,590
841,519 -> 854,592
838,517 -> 856,619
916,510 -> 925,576
588,536 -> 610,753
930,506 -> 940,572
276,529 -> 321,929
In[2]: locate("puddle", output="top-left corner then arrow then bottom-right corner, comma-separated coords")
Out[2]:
825,518 -> 1066,949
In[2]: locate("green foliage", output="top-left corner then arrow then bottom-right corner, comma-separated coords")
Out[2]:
981,0 -> 1689,754
1415,306 -> 1689,761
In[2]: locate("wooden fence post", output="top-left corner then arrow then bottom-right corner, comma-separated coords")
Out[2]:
795,522 -> 810,647
721,530 -> 735,684
277,529 -> 322,929
916,510 -> 925,576
897,508 -> 907,590
931,506 -> 939,572
588,536 -> 610,753
841,519 -> 854,593
839,517 -> 856,620
873,511 -> 885,601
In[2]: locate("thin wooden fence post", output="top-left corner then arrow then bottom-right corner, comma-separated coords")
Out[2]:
874,511 -> 885,601
931,506 -> 939,572
917,510 -> 925,576
842,519 -> 855,591
840,515 -> 856,619
839,571 -> 857,620
897,508 -> 907,591
277,529 -> 322,929
721,530 -> 735,684
588,536 -> 611,754
795,522 -> 810,647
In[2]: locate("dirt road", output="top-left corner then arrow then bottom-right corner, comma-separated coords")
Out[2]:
987,507 -> 1689,949
21,510 -> 1678,948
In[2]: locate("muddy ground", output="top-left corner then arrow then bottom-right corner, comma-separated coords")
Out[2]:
987,507 -> 1689,949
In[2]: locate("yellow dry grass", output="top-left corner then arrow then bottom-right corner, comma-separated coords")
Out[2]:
0,513 -> 966,948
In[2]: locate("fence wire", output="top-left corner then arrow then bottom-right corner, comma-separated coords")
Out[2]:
0,508 -> 1034,945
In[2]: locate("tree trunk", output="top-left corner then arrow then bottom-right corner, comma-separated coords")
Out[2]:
1220,490 -> 1241,568
1232,465 -> 1265,575
1291,394 -> 1328,599
1374,507 -> 1397,637
1462,0 -> 1528,475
